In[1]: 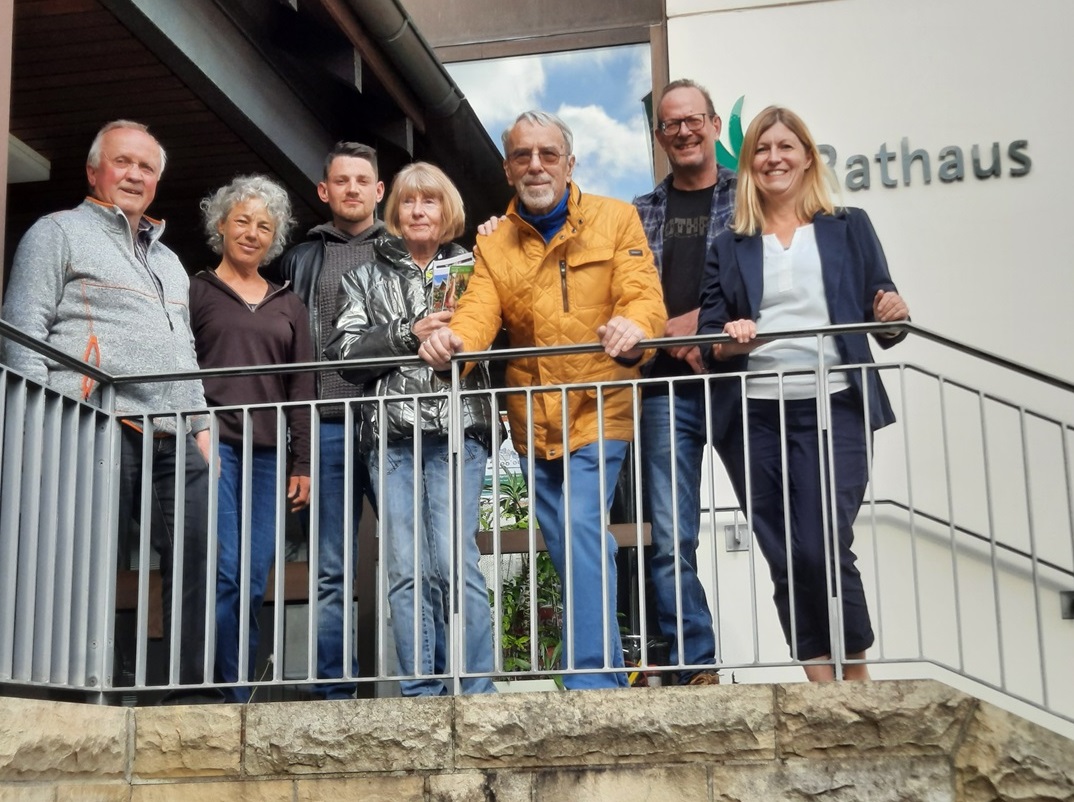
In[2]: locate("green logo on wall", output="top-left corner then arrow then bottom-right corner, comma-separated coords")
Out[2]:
716,95 -> 745,170
710,94 -> 1031,188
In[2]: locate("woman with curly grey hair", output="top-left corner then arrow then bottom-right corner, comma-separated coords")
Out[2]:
189,174 -> 315,702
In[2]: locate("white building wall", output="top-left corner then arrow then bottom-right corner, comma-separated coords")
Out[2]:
665,0 -> 1074,734
668,0 -> 1073,395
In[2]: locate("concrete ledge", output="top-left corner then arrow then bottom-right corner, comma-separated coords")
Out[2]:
1,680 -> 1071,801
455,684 -> 775,768
0,697 -> 129,781
244,696 -> 453,775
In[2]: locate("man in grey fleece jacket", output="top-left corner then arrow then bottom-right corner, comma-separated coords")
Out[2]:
1,120 -> 219,702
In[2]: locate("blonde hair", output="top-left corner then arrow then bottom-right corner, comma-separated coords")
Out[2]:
731,106 -> 836,236
383,162 -> 466,242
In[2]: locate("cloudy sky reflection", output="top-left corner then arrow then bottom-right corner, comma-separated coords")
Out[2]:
447,44 -> 655,203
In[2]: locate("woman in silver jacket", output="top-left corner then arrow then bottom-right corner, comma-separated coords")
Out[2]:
326,162 -> 496,696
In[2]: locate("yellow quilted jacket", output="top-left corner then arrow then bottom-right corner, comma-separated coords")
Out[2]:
450,183 -> 666,459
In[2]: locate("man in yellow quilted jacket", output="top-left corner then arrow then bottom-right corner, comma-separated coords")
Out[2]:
419,110 -> 666,689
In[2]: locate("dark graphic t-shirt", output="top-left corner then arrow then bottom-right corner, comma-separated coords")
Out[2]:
650,183 -> 716,381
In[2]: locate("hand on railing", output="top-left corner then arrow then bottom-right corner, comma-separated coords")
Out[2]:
873,290 -> 910,338
419,326 -> 465,371
597,315 -> 646,361
662,309 -> 704,374
712,318 -> 762,361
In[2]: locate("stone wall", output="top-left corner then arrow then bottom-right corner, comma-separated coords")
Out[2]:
1,680 -> 1072,801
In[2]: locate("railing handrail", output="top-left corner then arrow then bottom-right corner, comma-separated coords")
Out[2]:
702,497 -> 1074,583
6,319 -> 1072,397
0,316 -> 113,385
6,319 -> 1072,398
875,499 -> 1074,582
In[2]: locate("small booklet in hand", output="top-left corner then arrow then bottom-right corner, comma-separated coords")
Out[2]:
430,251 -> 475,312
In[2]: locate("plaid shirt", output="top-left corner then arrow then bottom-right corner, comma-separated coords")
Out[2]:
632,165 -> 738,278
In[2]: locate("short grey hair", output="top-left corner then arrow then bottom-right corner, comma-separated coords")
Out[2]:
200,175 -> 294,263
87,120 -> 168,175
501,110 -> 574,156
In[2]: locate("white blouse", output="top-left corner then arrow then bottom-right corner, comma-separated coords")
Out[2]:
747,224 -> 850,400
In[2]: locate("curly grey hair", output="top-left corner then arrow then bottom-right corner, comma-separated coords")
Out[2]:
501,110 -> 574,156
200,174 -> 294,263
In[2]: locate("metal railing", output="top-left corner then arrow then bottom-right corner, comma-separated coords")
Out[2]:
1,319 -> 1072,726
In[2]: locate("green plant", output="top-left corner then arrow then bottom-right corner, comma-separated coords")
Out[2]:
492,552 -> 563,677
479,469 -> 530,530
482,470 -> 563,682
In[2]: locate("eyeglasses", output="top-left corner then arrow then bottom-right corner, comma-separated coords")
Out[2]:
657,113 -> 710,136
507,147 -> 568,168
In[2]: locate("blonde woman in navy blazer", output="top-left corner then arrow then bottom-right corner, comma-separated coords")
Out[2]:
698,106 -> 910,681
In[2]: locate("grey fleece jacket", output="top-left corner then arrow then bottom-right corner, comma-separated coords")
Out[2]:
1,198 -> 207,432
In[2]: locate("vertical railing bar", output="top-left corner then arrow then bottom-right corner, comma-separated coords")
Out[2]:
630,382 -> 650,669
0,380 -> 27,680
449,360 -> 464,694
741,372 -> 761,666
559,385 -> 572,674
169,411 -> 189,690
204,414 -> 221,687
490,390 -> 505,674
305,403 -> 321,686
409,398 -> 422,686
133,415 -> 153,688
13,385 -> 45,683
271,402 -> 288,687
94,382 -> 121,696
33,395 -> 62,682
1017,407 -> 1049,707
817,335 -> 842,680
0,375 -> 15,678
860,365 -> 882,663
937,379 -> 966,673
898,366 -> 925,659
51,400 -> 80,684
978,391 -> 1005,691
524,389 -> 538,677
667,377 -> 685,670
778,376 -> 799,665
374,398 -> 389,681
237,407 -> 254,688
703,374 -> 722,666
341,398 -> 355,687
595,386 -> 610,673
69,405 -> 99,688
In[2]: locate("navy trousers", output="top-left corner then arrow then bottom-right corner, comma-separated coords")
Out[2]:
722,389 -> 875,660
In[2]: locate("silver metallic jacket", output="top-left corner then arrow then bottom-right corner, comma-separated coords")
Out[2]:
325,236 -> 496,451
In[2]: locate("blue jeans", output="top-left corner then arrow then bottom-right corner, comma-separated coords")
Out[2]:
524,440 -> 630,690
640,387 -> 717,680
367,434 -> 496,696
308,420 -> 369,699
214,443 -> 279,702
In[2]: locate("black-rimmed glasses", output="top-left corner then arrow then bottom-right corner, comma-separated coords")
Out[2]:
657,113 -> 710,136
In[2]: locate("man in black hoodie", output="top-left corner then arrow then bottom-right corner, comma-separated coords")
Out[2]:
275,141 -> 384,699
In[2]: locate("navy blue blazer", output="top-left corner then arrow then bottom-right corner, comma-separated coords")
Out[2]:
697,207 -> 904,443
